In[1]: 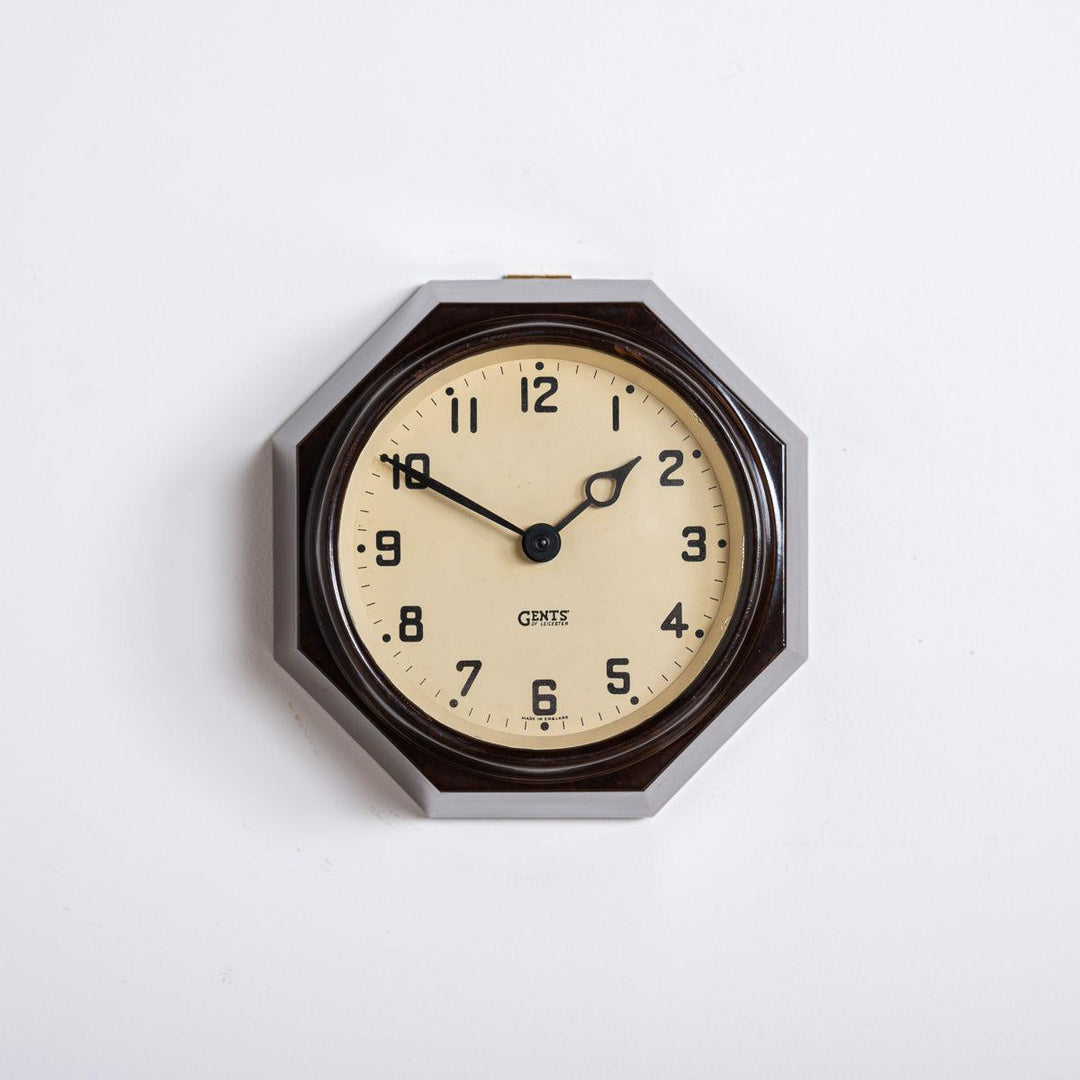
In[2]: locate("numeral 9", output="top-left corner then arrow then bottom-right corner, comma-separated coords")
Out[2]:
375,530 -> 401,566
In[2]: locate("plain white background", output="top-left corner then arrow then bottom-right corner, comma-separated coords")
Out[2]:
2,1 -> 1078,1076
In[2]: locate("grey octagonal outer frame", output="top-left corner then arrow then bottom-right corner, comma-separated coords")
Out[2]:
272,279 -> 807,818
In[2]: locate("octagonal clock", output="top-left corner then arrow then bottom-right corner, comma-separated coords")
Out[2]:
272,279 -> 806,817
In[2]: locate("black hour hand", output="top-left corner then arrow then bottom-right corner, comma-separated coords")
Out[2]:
555,456 -> 642,533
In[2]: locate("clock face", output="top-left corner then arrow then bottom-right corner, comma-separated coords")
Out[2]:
334,343 -> 746,749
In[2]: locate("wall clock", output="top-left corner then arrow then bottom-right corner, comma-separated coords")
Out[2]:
272,279 -> 806,817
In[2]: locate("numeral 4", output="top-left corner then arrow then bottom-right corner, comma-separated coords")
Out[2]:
660,602 -> 689,638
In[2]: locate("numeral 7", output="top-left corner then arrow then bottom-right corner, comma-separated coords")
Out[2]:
455,660 -> 482,697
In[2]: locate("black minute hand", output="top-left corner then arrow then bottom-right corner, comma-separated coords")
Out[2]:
379,454 -> 524,537
554,456 -> 642,533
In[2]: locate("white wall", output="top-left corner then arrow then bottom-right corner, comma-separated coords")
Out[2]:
2,2 -> 1078,1076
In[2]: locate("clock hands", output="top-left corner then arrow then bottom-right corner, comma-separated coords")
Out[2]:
380,452 -> 641,564
520,456 -> 641,562
554,456 -> 643,533
379,454 -> 524,537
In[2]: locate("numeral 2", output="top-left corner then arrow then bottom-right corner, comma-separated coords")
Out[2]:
659,450 -> 684,486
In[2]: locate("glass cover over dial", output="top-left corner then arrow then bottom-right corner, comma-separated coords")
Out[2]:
336,343 -> 745,749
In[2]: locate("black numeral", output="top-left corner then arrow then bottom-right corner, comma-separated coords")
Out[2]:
611,395 -> 620,431
532,678 -> 557,715
375,529 -> 401,566
455,659 -> 482,697
521,376 -> 559,413
398,605 -> 424,642
450,396 -> 478,434
660,602 -> 689,638
606,658 -> 630,695
389,452 -> 430,490
659,450 -> 684,486
681,526 -> 706,562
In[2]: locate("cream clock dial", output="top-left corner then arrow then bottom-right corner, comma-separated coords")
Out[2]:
335,343 -> 745,749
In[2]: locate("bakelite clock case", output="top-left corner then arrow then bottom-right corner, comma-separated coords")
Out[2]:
272,279 -> 807,818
